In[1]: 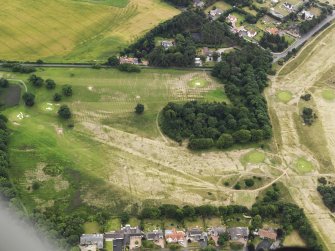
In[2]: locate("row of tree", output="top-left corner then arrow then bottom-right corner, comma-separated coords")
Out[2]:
160,45 -> 273,149
0,114 -> 16,200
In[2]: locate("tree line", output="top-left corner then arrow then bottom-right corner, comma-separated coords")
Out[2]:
317,184 -> 335,212
160,45 -> 273,149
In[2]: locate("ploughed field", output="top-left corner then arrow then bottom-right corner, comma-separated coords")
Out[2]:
0,0 -> 179,62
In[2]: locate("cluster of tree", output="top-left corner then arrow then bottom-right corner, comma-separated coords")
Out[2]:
22,92 -> 36,106
299,7 -> 332,34
28,75 -> 57,90
301,93 -> 311,101
118,63 -> 141,73
1,63 -> 36,73
251,185 -> 323,251
317,185 -> 335,212
0,114 -> 16,200
148,34 -> 196,67
301,107 -> 316,125
139,204 -> 249,221
163,0 -> 191,7
161,45 -> 272,149
259,33 -> 289,53
224,0 -> 252,7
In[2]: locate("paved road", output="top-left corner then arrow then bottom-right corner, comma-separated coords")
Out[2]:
272,10 -> 335,62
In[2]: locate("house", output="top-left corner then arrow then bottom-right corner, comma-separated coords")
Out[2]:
80,234 -> 104,250
146,230 -> 165,248
165,229 -> 186,246
266,27 -> 279,35
247,30 -> 257,38
227,227 -> 249,241
195,57 -> 202,66
187,228 -> 206,242
300,10 -> 314,20
104,225 -> 144,251
79,244 -> 97,251
209,8 -> 223,19
193,0 -> 205,8
259,229 -> 277,241
161,41 -> 174,50
119,56 -> 139,65
226,14 -> 237,26
271,0 -> 279,4
207,227 -> 226,246
283,2 -> 294,11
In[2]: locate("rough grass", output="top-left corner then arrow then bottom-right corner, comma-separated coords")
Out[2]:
283,231 -> 307,247
187,77 -> 208,88
0,0 -> 179,62
74,0 -> 129,8
203,88 -> 229,103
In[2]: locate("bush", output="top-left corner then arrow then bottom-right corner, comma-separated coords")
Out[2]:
28,74 -> 44,88
45,79 -> 56,90
62,85 -> 73,97
216,133 -> 234,148
22,92 -> 35,107
107,56 -> 120,66
53,93 -> 62,102
0,78 -> 9,88
58,105 -> 72,119
244,179 -> 255,187
32,181 -> 40,191
135,103 -> 144,114
188,138 -> 214,150
233,183 -> 241,190
118,63 -> 141,73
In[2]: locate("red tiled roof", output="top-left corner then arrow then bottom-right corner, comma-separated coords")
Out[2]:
259,229 -> 277,240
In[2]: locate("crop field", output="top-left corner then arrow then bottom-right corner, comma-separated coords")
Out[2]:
0,0 -> 179,62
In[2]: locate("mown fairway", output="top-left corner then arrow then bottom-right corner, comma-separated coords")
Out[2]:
0,0 -> 179,62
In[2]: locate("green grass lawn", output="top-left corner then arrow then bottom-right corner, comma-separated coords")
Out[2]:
295,157 -> 314,174
84,221 -> 101,233
321,89 -> 335,101
241,150 -> 266,165
105,241 -> 114,251
276,90 -> 293,103
203,88 -> 229,103
188,77 -> 208,88
74,0 -> 129,8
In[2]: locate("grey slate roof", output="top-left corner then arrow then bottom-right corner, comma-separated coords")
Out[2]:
80,234 -> 104,249
227,227 -> 249,240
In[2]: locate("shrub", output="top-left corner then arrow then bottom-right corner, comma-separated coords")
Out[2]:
118,63 -> 141,73
0,78 -> 9,88
45,79 -> 56,90
32,181 -> 40,191
135,103 -> 144,114
107,56 -> 120,66
188,138 -> 214,150
53,93 -> 62,102
58,105 -> 72,119
233,183 -> 241,190
216,133 -> 234,148
22,92 -> 35,107
244,179 -> 255,187
62,85 -> 73,97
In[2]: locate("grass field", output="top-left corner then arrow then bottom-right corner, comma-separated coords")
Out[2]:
0,0 -> 179,62
4,68 -> 238,211
84,221 -> 101,233
321,89 -> 335,101
295,157 -> 314,174
284,231 -> 306,247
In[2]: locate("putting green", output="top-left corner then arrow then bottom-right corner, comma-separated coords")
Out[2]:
241,150 -> 266,165
187,77 -> 208,88
295,157 -> 313,174
276,90 -> 293,103
321,89 -> 335,101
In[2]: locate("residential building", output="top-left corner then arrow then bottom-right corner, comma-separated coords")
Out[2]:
80,234 -> 104,250
161,41 -> 174,50
119,56 -> 139,65
209,8 -> 223,19
247,30 -> 257,38
266,27 -> 280,35
259,229 -> 277,241
227,227 -> 249,241
283,2 -> 294,11
301,10 -> 314,20
165,229 -> 186,246
193,0 -> 205,8
195,57 -> 202,66
187,228 -> 206,242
